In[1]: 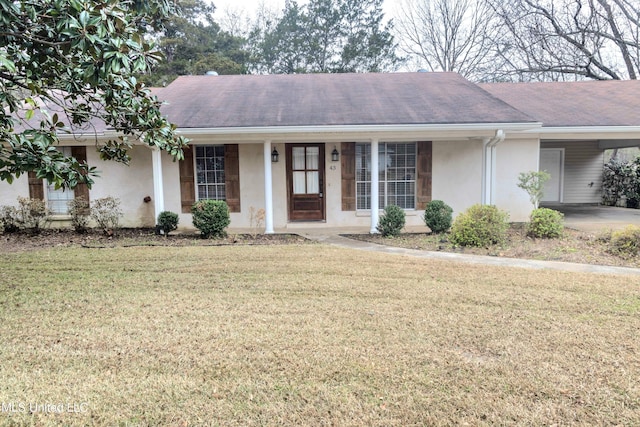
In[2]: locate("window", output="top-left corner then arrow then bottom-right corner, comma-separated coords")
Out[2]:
195,145 -> 226,201
355,142 -> 416,210
46,147 -> 74,215
292,146 -> 320,195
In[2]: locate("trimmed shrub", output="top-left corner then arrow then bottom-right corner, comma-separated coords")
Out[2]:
423,200 -> 453,234
157,210 -> 179,235
609,225 -> 640,259
450,204 -> 509,247
0,206 -> 19,233
91,196 -> 123,235
192,200 -> 230,238
68,197 -> 90,234
377,205 -> 406,237
527,208 -> 564,238
16,197 -> 49,233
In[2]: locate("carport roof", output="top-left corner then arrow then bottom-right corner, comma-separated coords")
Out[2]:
156,72 -> 536,129
480,80 -> 640,128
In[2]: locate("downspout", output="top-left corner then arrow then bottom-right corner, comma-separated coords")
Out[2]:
482,130 -> 505,205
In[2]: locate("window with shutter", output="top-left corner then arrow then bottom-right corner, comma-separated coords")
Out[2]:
345,141 -> 431,211
180,145 -> 240,213
28,146 -> 91,214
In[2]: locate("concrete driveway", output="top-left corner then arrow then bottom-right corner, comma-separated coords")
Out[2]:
552,205 -> 640,233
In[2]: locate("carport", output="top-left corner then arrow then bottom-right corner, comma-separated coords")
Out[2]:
551,205 -> 640,232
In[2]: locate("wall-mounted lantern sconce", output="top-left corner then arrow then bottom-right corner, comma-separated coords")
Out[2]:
271,147 -> 279,163
331,146 -> 340,162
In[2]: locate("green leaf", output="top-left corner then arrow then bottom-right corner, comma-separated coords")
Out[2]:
79,10 -> 90,27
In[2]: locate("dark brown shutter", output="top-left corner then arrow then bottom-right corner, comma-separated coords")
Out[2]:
416,141 -> 432,210
341,142 -> 356,211
179,146 -> 195,213
224,144 -> 241,213
28,172 -> 44,200
71,146 -> 90,211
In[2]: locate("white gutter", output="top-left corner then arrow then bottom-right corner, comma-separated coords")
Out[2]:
176,122 -> 540,138
524,126 -> 640,135
482,130 -> 505,206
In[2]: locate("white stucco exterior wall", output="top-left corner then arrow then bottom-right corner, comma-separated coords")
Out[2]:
0,137 -> 539,230
432,140 -> 483,217
88,146 -> 156,228
494,137 -> 540,222
432,137 -> 538,223
0,174 -> 29,205
0,145 -> 156,229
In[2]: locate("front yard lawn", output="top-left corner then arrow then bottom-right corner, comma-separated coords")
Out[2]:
0,245 -> 639,425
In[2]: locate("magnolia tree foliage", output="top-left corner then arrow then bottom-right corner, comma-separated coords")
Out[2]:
0,0 -> 189,190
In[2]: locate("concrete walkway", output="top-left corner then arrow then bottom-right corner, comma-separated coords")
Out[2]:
230,205 -> 640,276
554,205 -> 640,233
297,231 -> 640,277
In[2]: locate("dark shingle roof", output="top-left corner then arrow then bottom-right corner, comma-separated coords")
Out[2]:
157,72 -> 535,128
480,80 -> 640,127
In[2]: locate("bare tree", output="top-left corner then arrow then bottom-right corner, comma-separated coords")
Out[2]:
395,0 -> 501,81
490,0 -> 640,81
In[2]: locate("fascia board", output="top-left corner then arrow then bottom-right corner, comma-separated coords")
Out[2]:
178,122 -> 541,143
524,126 -> 640,140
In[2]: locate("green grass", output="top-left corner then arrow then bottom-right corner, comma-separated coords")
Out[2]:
0,245 -> 639,426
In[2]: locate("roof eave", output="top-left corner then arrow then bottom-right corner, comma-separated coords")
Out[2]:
177,122 -> 542,143
525,126 -> 640,140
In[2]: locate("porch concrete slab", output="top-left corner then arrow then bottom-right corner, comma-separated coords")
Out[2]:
551,205 -> 640,233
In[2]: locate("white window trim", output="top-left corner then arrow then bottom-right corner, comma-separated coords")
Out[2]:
194,144 -> 227,202
355,142 -> 418,211
45,147 -> 74,216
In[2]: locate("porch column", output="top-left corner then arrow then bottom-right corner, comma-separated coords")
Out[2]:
263,140 -> 275,234
370,138 -> 380,234
151,148 -> 165,222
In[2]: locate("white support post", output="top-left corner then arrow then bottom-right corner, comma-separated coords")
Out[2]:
264,140 -> 275,234
151,148 -> 165,222
370,138 -> 380,234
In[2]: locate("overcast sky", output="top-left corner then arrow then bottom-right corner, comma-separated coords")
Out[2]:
212,0 -> 398,22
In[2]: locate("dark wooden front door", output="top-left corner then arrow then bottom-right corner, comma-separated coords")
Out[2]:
286,144 -> 325,221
